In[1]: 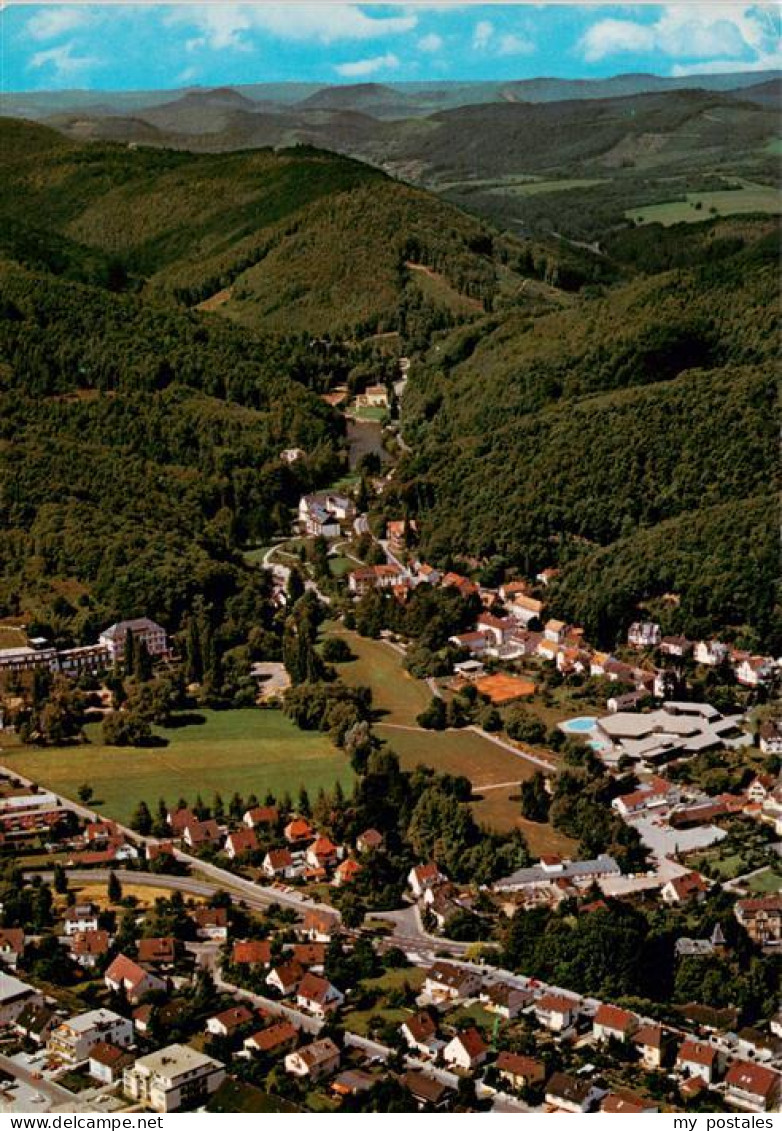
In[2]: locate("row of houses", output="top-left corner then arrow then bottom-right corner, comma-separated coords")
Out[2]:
628,623 -> 777,687
0,618 -> 169,679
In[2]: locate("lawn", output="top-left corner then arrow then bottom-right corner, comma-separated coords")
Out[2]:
326,629 -> 430,726
627,182 -> 782,226
744,867 -> 782,895
2,708 -> 353,824
471,786 -> 579,857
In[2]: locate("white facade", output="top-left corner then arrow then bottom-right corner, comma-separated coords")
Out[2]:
123,1045 -> 225,1113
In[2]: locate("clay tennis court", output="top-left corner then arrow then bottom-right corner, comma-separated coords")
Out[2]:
475,673 -> 537,704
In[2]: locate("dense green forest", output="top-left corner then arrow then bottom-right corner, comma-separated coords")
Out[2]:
399,219 -> 780,650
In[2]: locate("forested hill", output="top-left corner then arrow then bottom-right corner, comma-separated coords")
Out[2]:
399,219 -> 780,652
0,117 -> 556,336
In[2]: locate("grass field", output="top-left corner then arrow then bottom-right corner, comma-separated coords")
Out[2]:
743,867 -> 782,895
0,625 -> 27,649
627,182 -> 782,226
2,709 -> 352,824
326,628 -> 570,848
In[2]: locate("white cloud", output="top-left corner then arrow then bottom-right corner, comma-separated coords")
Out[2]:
672,50 -> 782,74
334,52 -> 400,78
26,7 -> 91,42
472,20 -> 494,51
28,42 -> 100,83
168,4 -> 416,52
496,33 -> 535,57
418,33 -> 443,54
579,4 -> 780,65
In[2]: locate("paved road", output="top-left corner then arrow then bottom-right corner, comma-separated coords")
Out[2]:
212,968 -> 322,1036
370,904 -> 470,957
0,1053 -> 75,1108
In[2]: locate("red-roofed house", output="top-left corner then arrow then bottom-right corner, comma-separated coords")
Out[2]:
593,1004 -> 637,1043
677,1039 -> 719,1084
633,1024 -> 665,1070
661,872 -> 710,905
725,1061 -> 781,1112
601,1091 -> 657,1114
295,973 -> 344,1019
244,806 -> 278,829
207,1005 -> 254,1038
408,862 -> 446,898
266,961 -> 304,997
496,1052 -> 545,1091
193,907 -> 228,941
262,848 -> 294,879
183,818 -> 221,849
136,938 -> 176,967
332,859 -> 362,887
305,836 -> 338,869
443,1028 -> 487,1071
0,929 -> 25,969
225,828 -> 259,860
71,930 -> 110,969
284,818 -> 314,844
535,993 -> 580,1032
400,1012 -> 442,1058
244,1021 -> 298,1058
232,940 -> 271,967
104,954 -> 165,1002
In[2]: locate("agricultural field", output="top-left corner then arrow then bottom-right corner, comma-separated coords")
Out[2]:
627,181 -> 781,226
2,709 -> 352,825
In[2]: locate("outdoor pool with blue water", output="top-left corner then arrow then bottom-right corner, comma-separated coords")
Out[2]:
559,716 -> 598,734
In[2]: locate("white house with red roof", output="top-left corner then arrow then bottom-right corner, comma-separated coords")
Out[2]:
725,1061 -> 781,1112
104,955 -> 165,1003
443,1028 -> 488,1071
677,1039 -> 719,1084
592,1004 -> 637,1043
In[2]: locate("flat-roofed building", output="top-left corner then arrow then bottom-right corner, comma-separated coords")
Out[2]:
123,1044 -> 225,1113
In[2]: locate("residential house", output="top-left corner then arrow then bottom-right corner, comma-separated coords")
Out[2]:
356,828 -> 383,853
243,806 -> 278,829
660,636 -> 693,658
628,622 -> 661,649
633,1024 -> 665,1070
284,1037 -> 340,1082
330,1069 -> 376,1099
306,836 -> 339,870
262,847 -> 295,879
137,937 -> 176,968
146,841 -> 175,864
244,1021 -> 298,1058
400,1012 -> 442,1058
0,928 -> 24,968
13,1003 -> 56,1045
612,779 -> 671,817
408,862 -> 447,899
206,1005 -> 254,1038
537,567 -> 559,586
496,1051 -> 546,1092
442,1028 -> 487,1072
123,1044 -> 225,1113
225,828 -> 258,859
736,656 -> 775,688
231,940 -> 271,968
677,1039 -> 719,1084
545,1072 -> 601,1113
0,975 -> 43,1026
694,640 -> 729,667
480,982 -> 531,1020
290,943 -> 326,970
544,618 -> 567,644
724,1061 -> 781,1112
168,807 -> 198,837
105,954 -> 166,1003
333,858 -> 362,887
746,774 -> 776,804
182,818 -> 221,850
534,992 -> 580,1033
193,907 -> 228,942
402,1070 -> 450,1110
476,613 -> 514,647
448,631 -> 491,655
759,721 -> 782,755
300,910 -> 339,943
49,1009 -> 133,1064
735,896 -> 782,945
295,973 -> 343,1018
509,595 -> 544,627
600,1091 -> 658,1114
593,1003 -> 637,1043
71,930 -> 110,969
266,960 -> 304,997
423,961 -> 482,1005
661,872 -> 710,905
88,1042 -> 135,1085
284,817 -> 314,844
64,903 -> 100,936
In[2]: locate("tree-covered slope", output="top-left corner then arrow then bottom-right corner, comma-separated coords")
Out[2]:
399,220 -> 779,649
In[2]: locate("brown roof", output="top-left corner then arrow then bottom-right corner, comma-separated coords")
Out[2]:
210,1005 -> 253,1032
536,992 -> 578,1015
194,907 -> 228,928
594,1003 -> 636,1033
291,943 -> 325,967
186,818 -> 221,843
269,959 -> 304,987
678,1039 -> 717,1067
247,1020 -> 298,1053
245,806 -> 278,825
89,1041 -> 132,1069
601,1091 -> 649,1113
137,937 -> 175,964
452,1027 -> 487,1059
496,1052 -> 545,1082
736,895 -> 782,916
285,818 -> 314,841
105,953 -> 148,990
232,939 -> 272,966
0,929 -> 24,954
266,847 -> 293,870
302,909 -> 338,934
403,1070 -> 447,1104
227,828 -> 258,854
169,807 -> 197,833
297,1037 -> 339,1069
358,828 -> 383,849
72,930 -> 110,957
404,1012 -> 437,1043
634,1023 -> 663,1049
297,972 -> 337,1005
725,1060 -> 780,1099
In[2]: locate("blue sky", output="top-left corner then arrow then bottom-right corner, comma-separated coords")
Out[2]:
2,3 -> 780,91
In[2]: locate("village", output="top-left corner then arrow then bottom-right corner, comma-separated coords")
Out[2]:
0,376 -> 779,1115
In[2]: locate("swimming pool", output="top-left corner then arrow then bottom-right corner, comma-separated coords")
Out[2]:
559,716 -> 598,734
